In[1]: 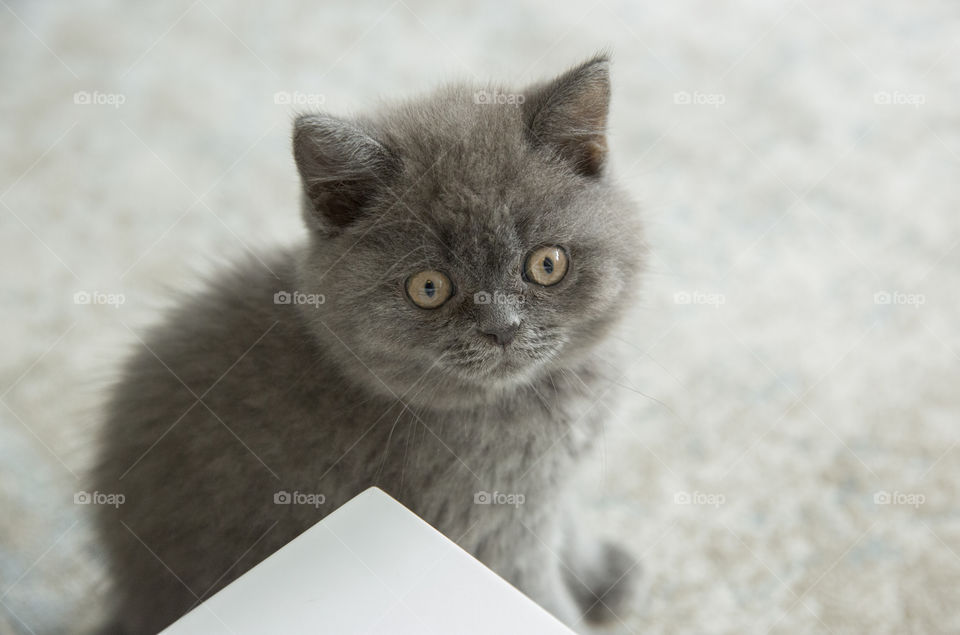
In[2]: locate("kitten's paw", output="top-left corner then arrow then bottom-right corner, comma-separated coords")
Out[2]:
565,541 -> 642,625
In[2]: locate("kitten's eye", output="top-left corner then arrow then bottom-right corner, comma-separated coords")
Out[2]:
406,270 -> 454,309
525,246 -> 569,286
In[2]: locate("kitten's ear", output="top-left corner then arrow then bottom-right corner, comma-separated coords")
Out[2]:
522,55 -> 611,177
292,114 -> 398,232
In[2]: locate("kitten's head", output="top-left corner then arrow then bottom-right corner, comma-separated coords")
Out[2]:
292,55 -> 644,408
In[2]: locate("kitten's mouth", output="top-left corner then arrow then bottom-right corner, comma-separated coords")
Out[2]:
443,340 -> 557,385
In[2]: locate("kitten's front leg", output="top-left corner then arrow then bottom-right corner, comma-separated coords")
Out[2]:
560,522 -> 642,627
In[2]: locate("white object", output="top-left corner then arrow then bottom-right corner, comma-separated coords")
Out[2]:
163,487 -> 572,634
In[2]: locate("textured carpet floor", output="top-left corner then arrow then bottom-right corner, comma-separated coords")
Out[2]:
1,0 -> 959,633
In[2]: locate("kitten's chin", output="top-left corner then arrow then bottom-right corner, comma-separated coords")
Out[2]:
445,346 -> 557,391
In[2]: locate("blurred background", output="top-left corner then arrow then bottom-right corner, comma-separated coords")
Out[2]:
1,0 -> 958,633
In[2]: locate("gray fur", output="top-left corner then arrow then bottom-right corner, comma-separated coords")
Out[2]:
93,54 -> 645,632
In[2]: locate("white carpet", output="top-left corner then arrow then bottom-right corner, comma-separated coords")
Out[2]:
2,0 -> 958,632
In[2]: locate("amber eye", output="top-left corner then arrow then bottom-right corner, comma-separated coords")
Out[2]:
525,246 -> 569,286
406,270 -> 454,309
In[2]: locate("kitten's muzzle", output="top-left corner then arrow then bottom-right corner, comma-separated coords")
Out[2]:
474,301 -> 521,346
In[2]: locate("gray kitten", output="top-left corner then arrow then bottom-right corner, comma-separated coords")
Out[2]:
94,54 -> 645,633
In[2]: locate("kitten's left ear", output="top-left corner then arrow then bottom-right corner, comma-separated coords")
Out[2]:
292,113 -> 399,233
522,54 -> 611,177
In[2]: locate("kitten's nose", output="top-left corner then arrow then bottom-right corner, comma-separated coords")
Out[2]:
479,323 -> 519,346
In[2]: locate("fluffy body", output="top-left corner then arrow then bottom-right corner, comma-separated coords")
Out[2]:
94,56 -> 644,632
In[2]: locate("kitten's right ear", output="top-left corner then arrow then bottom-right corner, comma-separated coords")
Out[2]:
522,55 -> 611,177
293,114 -> 398,233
